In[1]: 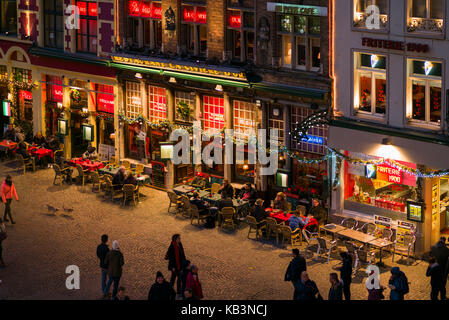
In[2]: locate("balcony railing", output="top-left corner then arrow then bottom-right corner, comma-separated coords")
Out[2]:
407,18 -> 444,33
353,12 -> 388,29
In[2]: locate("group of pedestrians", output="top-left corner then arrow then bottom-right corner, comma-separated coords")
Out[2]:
96,233 -> 203,301
427,236 -> 449,300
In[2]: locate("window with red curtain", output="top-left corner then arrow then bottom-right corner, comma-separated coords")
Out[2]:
148,85 -> 166,122
46,75 -> 63,103
202,96 -> 225,135
76,1 -> 98,54
96,84 -> 114,113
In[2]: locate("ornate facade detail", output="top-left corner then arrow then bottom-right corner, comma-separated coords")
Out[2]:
353,12 -> 388,29
407,18 -> 444,33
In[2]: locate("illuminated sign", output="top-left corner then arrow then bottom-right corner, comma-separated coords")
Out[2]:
196,7 -> 207,24
267,2 -> 328,16
78,1 -> 87,15
88,2 -> 97,16
141,1 -> 151,17
151,3 -> 162,19
377,163 -> 402,184
407,200 -> 424,223
182,6 -> 207,23
300,135 -> 324,145
128,0 -> 161,19
183,6 -> 195,22
97,94 -> 114,113
20,90 -> 32,100
362,37 -> 430,53
228,12 -> 241,28
2,101 -> 11,117
111,55 -> 247,80
128,0 -> 140,16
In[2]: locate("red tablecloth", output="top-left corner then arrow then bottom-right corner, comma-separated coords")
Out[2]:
266,208 -> 318,228
28,147 -> 53,160
0,140 -> 17,150
69,158 -> 105,171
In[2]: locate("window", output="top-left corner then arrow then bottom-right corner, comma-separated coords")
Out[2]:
233,100 -> 255,142
125,81 -> 142,118
226,10 -> 255,62
407,59 -> 442,126
278,14 -> 321,72
148,85 -> 166,122
175,91 -> 195,122
46,75 -> 63,103
354,53 -> 387,116
353,0 -> 388,29
291,106 -> 328,155
13,68 -> 32,84
408,0 -> 444,33
0,0 -> 17,35
268,107 -> 284,144
0,65 -> 6,80
96,84 -> 114,113
181,6 -> 207,57
44,0 -> 64,49
128,1 -> 162,50
76,1 -> 98,54
202,96 -> 225,135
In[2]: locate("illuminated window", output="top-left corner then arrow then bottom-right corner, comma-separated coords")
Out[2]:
181,5 -> 207,57
125,81 -> 142,118
44,0 -> 64,49
148,85 -> 166,122
226,10 -> 254,62
0,0 -> 17,35
269,107 -> 284,144
76,1 -> 98,54
353,0 -> 388,29
96,84 -> 114,114
13,68 -> 32,84
354,53 -> 387,116
46,75 -> 63,103
233,100 -> 255,142
408,0 -> 444,33
407,59 -> 442,126
127,1 -> 162,50
202,96 -> 225,135
291,106 -> 328,155
175,91 -> 195,122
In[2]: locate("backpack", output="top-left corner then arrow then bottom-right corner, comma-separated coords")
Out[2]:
401,274 -> 410,295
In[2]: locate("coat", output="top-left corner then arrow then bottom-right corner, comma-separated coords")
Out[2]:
340,256 -> 353,283
389,273 -> 407,300
274,199 -> 289,211
426,263 -> 444,289
166,241 -> 186,272
148,280 -> 176,301
104,249 -> 124,277
294,279 -> 319,300
284,256 -> 307,283
328,281 -> 343,301
431,242 -> 449,276
251,205 -> 268,222
96,243 -> 109,269
186,271 -> 203,299
218,184 -> 234,199
1,182 -> 18,203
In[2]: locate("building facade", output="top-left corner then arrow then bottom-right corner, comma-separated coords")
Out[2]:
331,0 -> 449,255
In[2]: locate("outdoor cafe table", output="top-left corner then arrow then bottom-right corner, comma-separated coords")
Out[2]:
68,158 -> 105,171
28,146 -> 53,160
368,238 -> 394,265
0,140 -> 17,152
336,228 -> 377,244
266,208 -> 319,229
99,165 -> 151,186
321,224 -> 347,239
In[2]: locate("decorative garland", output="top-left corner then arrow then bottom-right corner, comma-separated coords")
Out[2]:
0,78 -> 38,123
95,112 -> 115,122
176,101 -> 193,121
70,89 -> 82,104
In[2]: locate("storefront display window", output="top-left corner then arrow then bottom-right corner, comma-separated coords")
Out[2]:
148,85 -> 166,122
407,59 -> 442,126
354,53 -> 387,116
46,75 -> 63,136
291,106 -> 328,155
125,81 -> 142,118
202,96 -> 224,135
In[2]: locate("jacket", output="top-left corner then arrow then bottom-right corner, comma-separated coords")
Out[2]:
340,256 -> 353,283
294,279 -> 319,300
328,281 -> 343,301
284,256 -> 307,283
123,175 -> 137,186
96,243 -> 109,269
1,182 -> 18,203
426,263 -> 444,289
251,205 -> 268,222
186,271 -> 203,299
166,241 -> 186,271
368,288 -> 385,300
33,136 -> 46,146
389,272 -> 407,300
218,184 -> 234,199
431,242 -> 449,276
104,249 -> 124,277
148,280 -> 176,301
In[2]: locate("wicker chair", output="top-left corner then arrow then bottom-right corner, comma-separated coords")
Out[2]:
302,228 -> 320,260
167,191 -> 182,214
104,176 -> 123,202
190,204 -> 209,226
265,217 -> 279,241
246,216 -> 266,240
122,184 -> 139,206
134,163 -> 145,175
179,195 -> 192,217
75,164 -> 90,186
392,233 -> 416,265
52,164 -> 72,186
341,218 -> 358,230
122,160 -> 131,170
91,171 -> 106,192
16,154 -> 35,174
210,183 -> 221,194
219,207 -> 236,231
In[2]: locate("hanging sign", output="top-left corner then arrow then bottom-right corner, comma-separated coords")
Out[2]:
2,101 -> 11,117
97,93 -> 114,113
20,90 -> 32,100
377,163 -> 402,184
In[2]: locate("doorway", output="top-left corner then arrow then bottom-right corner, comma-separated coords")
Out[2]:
70,112 -> 88,157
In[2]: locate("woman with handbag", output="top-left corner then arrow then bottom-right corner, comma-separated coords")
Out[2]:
0,219 -> 6,268
1,175 -> 19,224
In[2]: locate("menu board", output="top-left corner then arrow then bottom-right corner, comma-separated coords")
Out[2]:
407,200 -> 424,222
432,184 -> 439,216
151,161 -> 165,188
374,215 -> 392,238
397,220 -> 415,245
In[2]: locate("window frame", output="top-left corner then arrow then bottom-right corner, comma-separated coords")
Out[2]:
44,0 -> 64,49
181,5 -> 208,57
353,0 -> 389,31
76,1 -> 98,54
125,81 -> 143,119
226,9 -> 255,62
0,0 -> 17,35
407,0 -> 445,34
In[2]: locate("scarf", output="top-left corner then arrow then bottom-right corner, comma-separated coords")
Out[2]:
5,180 -> 12,187
173,241 -> 181,270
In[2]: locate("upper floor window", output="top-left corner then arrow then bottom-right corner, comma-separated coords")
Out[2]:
0,0 -> 17,35
127,0 -> 162,51
278,14 -> 321,72
181,6 -> 207,57
353,0 -> 388,30
226,10 -> 254,62
407,59 -> 442,127
407,0 -> 444,34
44,0 -> 64,49
13,67 -> 32,84
291,106 -> 328,155
354,53 -> 387,116
76,1 -> 98,54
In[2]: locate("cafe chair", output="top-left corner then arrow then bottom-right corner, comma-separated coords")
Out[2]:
134,163 -> 145,175
392,233 -> 416,266
52,164 -> 72,186
265,217 -> 279,242
246,216 -> 266,240
219,207 -> 236,231
357,222 -> 377,236
380,228 -> 393,241
179,195 -> 192,218
75,164 -> 90,187
341,217 -> 358,230
209,183 -> 221,195
277,226 -> 295,249
121,160 -> 131,170
16,154 -> 35,174
190,204 -> 209,226
317,237 -> 338,263
91,171 -> 106,192
345,241 -> 375,274
109,156 -> 116,165
122,184 -> 139,206
167,191 -> 182,214
104,176 -> 123,202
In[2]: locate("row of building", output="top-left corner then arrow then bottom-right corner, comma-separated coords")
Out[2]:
1,0 -> 449,255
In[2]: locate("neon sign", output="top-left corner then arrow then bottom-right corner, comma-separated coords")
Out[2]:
88,2 -> 97,16
229,12 -> 241,28
300,135 -> 324,145
377,163 -> 402,184
183,6 -> 206,23
128,0 -> 140,16
20,90 -> 32,100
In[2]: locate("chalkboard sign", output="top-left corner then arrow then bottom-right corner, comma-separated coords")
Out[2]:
152,161 -> 165,188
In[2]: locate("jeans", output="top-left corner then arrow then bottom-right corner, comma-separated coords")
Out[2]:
3,199 -> 13,223
101,268 -> 109,295
170,270 -> 181,293
105,276 -> 121,298
431,286 -> 444,301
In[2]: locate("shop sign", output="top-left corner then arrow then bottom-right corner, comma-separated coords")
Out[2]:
128,0 -> 161,19
397,221 -> 415,245
237,119 -> 255,127
131,96 -> 142,106
207,113 -> 224,122
229,12 -> 241,28
362,37 -> 430,53
376,163 -> 402,184
52,86 -> 63,100
374,215 -> 391,238
20,90 -> 32,100
300,135 -> 324,145
151,102 -> 166,112
267,2 -> 328,16
97,93 -> 114,113
111,55 -> 247,80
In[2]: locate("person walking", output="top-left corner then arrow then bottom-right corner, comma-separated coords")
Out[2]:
431,237 -> 449,300
328,273 -> 343,301
294,271 -> 321,301
338,251 -> 353,301
148,271 -> 176,301
388,267 -> 409,301
179,260 -> 192,299
1,175 -> 18,224
0,219 -> 6,268
104,240 -> 124,299
96,234 -> 110,298
284,249 -> 307,295
426,257 -> 445,301
165,234 -> 186,294
186,264 -> 203,300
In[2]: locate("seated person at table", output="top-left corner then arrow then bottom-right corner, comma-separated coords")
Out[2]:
217,195 -> 234,211
238,183 -> 257,204
309,198 -> 327,226
190,192 -> 210,213
189,176 -> 206,189
123,171 -> 137,186
14,127 -> 25,143
32,131 -> 46,147
82,146 -> 98,160
272,192 -> 289,211
45,135 -> 59,151
16,142 -> 32,159
250,199 -> 269,223
2,124 -> 15,141
288,211 -> 310,232
218,179 -> 234,199
112,166 -> 126,189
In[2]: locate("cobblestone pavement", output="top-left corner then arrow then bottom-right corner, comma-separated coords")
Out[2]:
0,162 -> 434,300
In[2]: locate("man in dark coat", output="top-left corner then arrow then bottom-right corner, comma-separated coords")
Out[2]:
389,267 -> 409,300
250,199 -> 269,223
426,257 -> 445,300
218,179 -> 234,199
217,195 -> 234,211
148,271 -> 176,301
285,249 -> 307,297
112,166 -> 126,190
431,236 -> 449,299
238,183 -> 257,205
294,271 -> 320,300
165,234 -> 187,294
104,240 -> 125,299
309,198 -> 327,226
96,234 -> 110,298
338,251 -> 353,301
